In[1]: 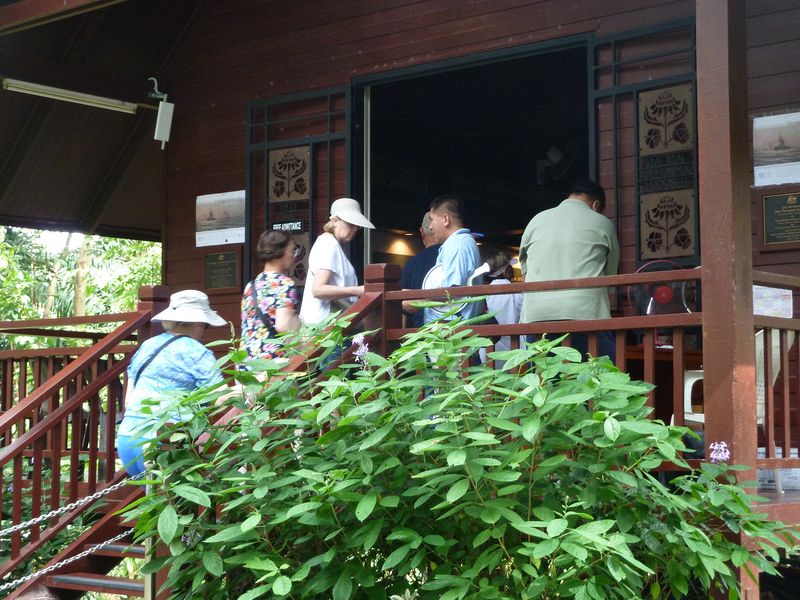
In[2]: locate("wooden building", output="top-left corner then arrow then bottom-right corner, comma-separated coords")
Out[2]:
1,0 -> 800,596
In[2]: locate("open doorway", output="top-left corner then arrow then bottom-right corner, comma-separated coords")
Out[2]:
365,45 -> 589,271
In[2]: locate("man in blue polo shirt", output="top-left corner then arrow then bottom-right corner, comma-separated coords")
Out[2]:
423,194 -> 481,323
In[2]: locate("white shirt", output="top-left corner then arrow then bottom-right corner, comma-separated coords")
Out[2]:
299,232 -> 358,324
479,278 -> 523,366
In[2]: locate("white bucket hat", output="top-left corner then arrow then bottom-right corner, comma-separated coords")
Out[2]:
330,197 -> 375,229
152,290 -> 227,326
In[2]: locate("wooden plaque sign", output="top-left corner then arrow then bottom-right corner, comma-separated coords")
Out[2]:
763,192 -> 800,247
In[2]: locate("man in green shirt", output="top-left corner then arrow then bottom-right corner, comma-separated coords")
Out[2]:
519,178 -> 619,359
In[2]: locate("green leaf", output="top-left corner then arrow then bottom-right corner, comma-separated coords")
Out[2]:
238,584 -> 272,600
355,492 -> 378,522
562,541 -> 588,562
603,417 -> 621,441
332,570 -> 353,600
473,529 -> 492,547
533,538 -> 559,558
205,524 -> 250,543
157,505 -> 178,544
446,478 -> 470,503
244,557 -> 279,572
381,544 -> 411,570
361,519 -> 383,551
172,485 -> 212,508
423,534 -> 446,546
521,417 -> 541,442
447,449 -> 467,466
287,502 -> 322,518
202,551 -> 224,577
538,454 -> 568,468
607,470 -> 638,487
546,518 -> 568,538
731,546 -> 750,568
483,470 -> 521,482
462,431 -> 500,444
272,575 -> 293,596
240,513 -> 261,532
360,423 -> 394,451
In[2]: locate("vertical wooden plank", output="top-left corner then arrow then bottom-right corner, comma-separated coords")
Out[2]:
696,1 -> 759,596
696,0 -> 756,459
672,327 -> 685,426
780,329 -> 790,455
11,454 -> 23,557
763,329 -> 775,456
31,436 -> 43,544
615,331 -> 626,372
643,329 -> 655,408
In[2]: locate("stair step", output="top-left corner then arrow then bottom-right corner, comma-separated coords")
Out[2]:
86,541 -> 146,558
45,572 -> 144,596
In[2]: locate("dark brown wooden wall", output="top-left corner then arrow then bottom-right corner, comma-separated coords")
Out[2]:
158,0 -> 800,332
746,0 -> 800,274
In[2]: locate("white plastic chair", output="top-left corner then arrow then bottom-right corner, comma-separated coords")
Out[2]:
676,329 -> 794,491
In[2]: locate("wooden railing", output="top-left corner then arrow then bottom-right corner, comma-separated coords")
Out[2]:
752,270 -> 800,475
0,287 -> 169,577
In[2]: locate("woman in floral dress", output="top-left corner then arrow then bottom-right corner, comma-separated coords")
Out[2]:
241,230 -> 301,360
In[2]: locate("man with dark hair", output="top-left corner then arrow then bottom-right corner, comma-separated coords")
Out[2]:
400,211 -> 441,328
519,178 -> 619,360
423,194 -> 481,323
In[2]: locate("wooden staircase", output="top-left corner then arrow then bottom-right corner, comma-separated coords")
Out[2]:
0,287 -> 170,599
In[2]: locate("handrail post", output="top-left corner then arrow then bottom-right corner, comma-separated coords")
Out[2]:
364,263 -> 402,357
136,285 -> 170,343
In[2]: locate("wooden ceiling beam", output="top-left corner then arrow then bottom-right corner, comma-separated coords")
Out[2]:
0,0 -> 127,36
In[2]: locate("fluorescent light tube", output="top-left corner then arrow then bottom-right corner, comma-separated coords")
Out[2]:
1,78 -> 138,114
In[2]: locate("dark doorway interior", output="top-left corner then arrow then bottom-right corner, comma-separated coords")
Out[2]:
368,46 -> 588,262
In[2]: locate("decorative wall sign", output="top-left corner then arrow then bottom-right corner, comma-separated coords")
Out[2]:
763,192 -> 800,246
269,146 -> 311,202
272,222 -> 310,286
639,189 -> 696,259
196,190 -> 246,247
753,112 -> 800,187
204,251 -> 241,291
637,83 -> 697,261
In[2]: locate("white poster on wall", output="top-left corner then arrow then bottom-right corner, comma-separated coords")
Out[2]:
753,113 -> 800,187
195,190 -> 246,247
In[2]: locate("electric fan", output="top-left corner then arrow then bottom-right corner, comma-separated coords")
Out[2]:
627,259 -> 699,316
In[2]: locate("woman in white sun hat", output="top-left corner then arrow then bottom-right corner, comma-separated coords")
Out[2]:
299,197 -> 375,324
117,289 -> 227,476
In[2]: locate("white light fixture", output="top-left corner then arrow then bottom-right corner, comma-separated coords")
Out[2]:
1,78 -> 138,114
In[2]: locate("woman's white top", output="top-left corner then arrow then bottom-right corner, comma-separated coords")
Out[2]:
299,232 -> 358,324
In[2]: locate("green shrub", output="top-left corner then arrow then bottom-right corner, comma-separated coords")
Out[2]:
124,317 -> 799,599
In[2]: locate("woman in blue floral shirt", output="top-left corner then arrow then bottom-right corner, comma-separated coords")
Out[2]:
241,230 -> 301,360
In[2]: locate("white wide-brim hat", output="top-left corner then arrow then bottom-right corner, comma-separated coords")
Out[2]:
152,290 -> 227,326
330,197 -> 375,229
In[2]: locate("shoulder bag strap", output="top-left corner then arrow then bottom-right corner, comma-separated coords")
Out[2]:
250,279 -> 278,338
133,334 -> 187,387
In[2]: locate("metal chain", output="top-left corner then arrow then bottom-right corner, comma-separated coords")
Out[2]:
0,528 -> 135,592
0,472 -> 144,540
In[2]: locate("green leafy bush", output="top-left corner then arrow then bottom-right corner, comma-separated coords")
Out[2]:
125,318 -> 799,599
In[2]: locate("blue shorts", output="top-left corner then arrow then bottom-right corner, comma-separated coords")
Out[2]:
117,434 -> 147,476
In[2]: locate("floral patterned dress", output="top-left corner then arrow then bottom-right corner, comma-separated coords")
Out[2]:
240,272 -> 299,360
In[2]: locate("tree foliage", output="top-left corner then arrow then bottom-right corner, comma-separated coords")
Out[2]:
125,317 -> 799,599
0,226 -> 161,348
